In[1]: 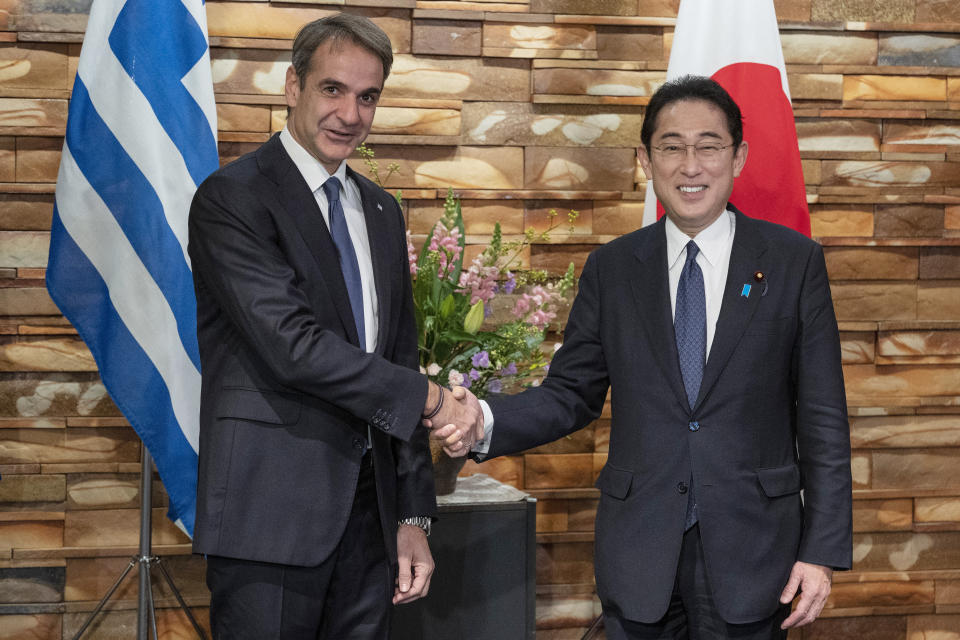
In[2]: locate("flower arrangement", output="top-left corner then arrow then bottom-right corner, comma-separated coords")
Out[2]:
407,190 -> 577,398
358,144 -> 577,400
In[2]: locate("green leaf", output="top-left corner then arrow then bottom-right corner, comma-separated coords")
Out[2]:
439,293 -> 456,319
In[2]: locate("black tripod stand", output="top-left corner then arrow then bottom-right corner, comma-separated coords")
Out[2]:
70,443 -> 208,639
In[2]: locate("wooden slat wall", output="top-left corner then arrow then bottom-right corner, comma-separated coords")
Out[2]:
1,0 -> 959,637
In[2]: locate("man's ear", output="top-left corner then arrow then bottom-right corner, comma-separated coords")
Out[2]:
637,145 -> 654,181
732,140 -> 749,178
284,65 -> 299,109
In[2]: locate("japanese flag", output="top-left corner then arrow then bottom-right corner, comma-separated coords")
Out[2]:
643,0 -> 810,236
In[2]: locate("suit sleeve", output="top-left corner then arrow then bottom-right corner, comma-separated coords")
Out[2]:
188,174 -> 428,442
386,201 -> 436,518
483,251 -> 611,458
793,242 -> 853,570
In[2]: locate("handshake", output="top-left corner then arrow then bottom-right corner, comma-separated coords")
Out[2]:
421,383 -> 484,458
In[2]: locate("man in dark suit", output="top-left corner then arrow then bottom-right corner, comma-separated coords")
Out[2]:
189,14 -> 481,639
433,76 -> 852,639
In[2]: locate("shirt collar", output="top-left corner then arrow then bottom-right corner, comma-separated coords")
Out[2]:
279,126 -> 349,195
665,208 -> 734,269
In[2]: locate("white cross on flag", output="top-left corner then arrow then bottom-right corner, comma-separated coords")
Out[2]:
644,0 -> 810,236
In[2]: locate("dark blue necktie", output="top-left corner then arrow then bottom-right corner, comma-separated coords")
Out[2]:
322,177 -> 365,351
675,240 -> 705,529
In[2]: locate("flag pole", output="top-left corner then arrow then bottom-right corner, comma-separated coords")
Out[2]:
70,443 -> 207,640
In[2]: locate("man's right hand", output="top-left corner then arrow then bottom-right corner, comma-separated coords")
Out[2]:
422,384 -> 483,456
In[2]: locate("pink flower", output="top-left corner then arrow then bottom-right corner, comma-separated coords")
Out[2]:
448,369 -> 464,386
458,257 -> 499,305
511,295 -> 531,319
406,230 -> 418,276
428,224 -> 462,280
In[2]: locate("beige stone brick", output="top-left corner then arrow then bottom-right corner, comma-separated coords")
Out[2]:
15,137 -> 60,183
844,76 -> 946,103
907,614 -> 960,639
536,540 -> 594,585
0,519 -> 62,551
0,97 -> 67,128
596,26 -> 662,62
801,158 -> 820,185
845,364 -> 960,403
64,507 -> 189,547
65,553 -> 206,602
774,0 -> 811,21
525,147 -> 634,191
948,205 -> 960,231
534,68 -> 664,99
938,580 -> 960,605
916,0 -> 960,22
462,102 -> 643,148
0,231 -> 48,269
0,338 -> 96,372
804,615 -> 906,640
0,428 -> 139,465
593,201 -> 643,236
796,119 -> 881,153
873,449 -> 960,490
537,499 -> 569,533
636,0 -> 681,16
0,194 -> 54,230
830,580 -> 933,608
484,23 -> 595,52
853,531 -> 960,572
852,452 -> 871,489
884,121 -> 960,148
66,474 -> 139,510
0,613 -> 60,640
0,44 -> 70,91
950,78 -> 960,103
788,74 -> 843,101
824,160 -> 958,188
413,20 -> 481,57
917,498 -> 960,524
0,287 -> 59,316
920,248 -> 960,280
830,282 -> 915,321
211,48 -> 288,96
811,0 -> 914,22
460,454 -> 523,489
919,281 -> 960,321
408,198 -> 524,236
841,331 -> 875,365
0,377 -> 118,420
525,453 -> 594,490
879,330 -> 960,357
875,204 -> 944,237
0,136 -> 13,182
0,474 -> 64,503
388,55 -> 530,102
780,32 -> 877,65
530,244 -> 592,275
810,205 -> 873,237
853,499 -> 913,532
63,606 -> 212,640
824,247 -> 918,280
372,106 -> 460,136
216,102 -> 270,133
530,0 -> 635,15
853,414 -> 960,449
351,145 -> 524,189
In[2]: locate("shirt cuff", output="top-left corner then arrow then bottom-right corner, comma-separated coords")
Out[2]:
471,399 -> 495,457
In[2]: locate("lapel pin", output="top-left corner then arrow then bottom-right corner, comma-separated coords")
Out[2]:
753,271 -> 768,297
376,203 -> 383,211
741,284 -> 751,298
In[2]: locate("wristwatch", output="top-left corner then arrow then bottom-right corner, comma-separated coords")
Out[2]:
399,516 -> 431,536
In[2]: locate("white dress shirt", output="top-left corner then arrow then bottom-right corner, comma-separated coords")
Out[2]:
279,126 -> 379,353
475,209 -> 738,454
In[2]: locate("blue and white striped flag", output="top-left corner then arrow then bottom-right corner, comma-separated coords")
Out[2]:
47,0 -> 219,537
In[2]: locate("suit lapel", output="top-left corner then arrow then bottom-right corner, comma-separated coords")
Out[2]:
630,219 -> 691,414
349,166 -> 392,356
257,135 -> 361,348
694,208 -> 768,411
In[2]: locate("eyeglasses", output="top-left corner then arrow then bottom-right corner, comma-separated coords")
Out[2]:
650,142 -> 736,162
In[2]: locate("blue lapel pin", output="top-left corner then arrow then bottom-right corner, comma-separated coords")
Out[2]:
741,284 -> 751,298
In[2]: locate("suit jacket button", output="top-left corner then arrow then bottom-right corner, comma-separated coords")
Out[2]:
689,421 -> 700,432
677,481 -> 688,494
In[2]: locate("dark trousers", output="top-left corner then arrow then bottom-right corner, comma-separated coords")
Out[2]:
206,454 -> 392,639
604,524 -> 790,640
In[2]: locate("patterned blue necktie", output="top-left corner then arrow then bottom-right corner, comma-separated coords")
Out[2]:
322,177 -> 365,351
675,240 -> 705,529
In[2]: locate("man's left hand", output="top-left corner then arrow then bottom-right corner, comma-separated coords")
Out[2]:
392,524 -> 434,605
779,561 -> 833,629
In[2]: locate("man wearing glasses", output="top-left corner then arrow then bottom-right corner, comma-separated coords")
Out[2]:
432,76 -> 852,639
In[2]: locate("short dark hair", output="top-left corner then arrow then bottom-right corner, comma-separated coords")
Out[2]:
640,75 -> 743,151
291,13 -> 393,89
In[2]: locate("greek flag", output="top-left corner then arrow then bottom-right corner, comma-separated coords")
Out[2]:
46,0 -> 219,536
